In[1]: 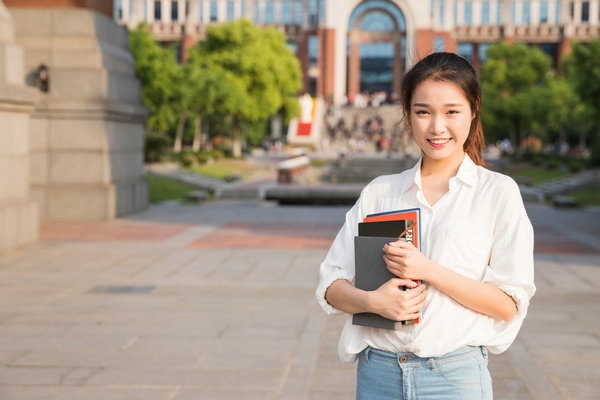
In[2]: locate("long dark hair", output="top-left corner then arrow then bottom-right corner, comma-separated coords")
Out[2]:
400,52 -> 486,168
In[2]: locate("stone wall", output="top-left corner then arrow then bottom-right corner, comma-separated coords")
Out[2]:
8,7 -> 149,221
0,1 -> 38,253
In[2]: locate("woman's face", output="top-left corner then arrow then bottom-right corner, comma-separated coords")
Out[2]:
409,78 -> 473,166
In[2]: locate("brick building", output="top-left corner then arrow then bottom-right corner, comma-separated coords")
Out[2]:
115,0 -> 600,104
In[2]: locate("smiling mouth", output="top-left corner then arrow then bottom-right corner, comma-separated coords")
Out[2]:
427,138 -> 452,145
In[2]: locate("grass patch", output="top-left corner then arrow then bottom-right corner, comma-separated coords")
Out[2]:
145,174 -> 198,204
504,165 -> 569,184
570,188 -> 600,206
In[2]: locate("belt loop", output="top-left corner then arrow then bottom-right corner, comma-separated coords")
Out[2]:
365,346 -> 371,363
481,346 -> 488,359
428,357 -> 436,371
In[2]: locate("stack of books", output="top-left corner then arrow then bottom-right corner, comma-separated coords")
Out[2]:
353,208 -> 422,330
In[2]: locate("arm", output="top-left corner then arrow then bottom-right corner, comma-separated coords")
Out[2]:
383,241 -> 517,322
325,277 -> 427,322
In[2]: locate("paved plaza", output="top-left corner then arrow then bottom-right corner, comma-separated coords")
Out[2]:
0,200 -> 599,399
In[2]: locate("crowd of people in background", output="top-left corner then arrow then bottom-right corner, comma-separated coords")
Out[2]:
321,100 -> 416,157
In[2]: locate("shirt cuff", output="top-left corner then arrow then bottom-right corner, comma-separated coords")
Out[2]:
482,268 -> 532,319
315,269 -> 354,315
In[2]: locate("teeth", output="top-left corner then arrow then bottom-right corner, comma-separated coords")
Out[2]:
429,138 -> 450,144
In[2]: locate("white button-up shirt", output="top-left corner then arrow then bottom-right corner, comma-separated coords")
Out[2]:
316,155 -> 535,364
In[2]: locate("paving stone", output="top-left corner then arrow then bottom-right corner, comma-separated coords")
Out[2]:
0,201 -> 599,399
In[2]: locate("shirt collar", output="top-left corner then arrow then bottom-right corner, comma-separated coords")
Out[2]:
401,153 -> 479,194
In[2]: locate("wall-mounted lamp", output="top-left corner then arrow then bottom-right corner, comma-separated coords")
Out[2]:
35,64 -> 49,93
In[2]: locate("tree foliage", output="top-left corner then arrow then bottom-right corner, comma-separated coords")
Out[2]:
480,42 -> 554,148
562,39 -> 600,162
187,19 -> 302,157
128,23 -> 181,134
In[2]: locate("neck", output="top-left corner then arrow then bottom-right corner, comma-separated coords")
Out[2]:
421,152 -> 465,178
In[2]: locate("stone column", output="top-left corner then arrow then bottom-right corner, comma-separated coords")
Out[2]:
391,33 -> 402,98
8,6 -> 149,221
347,31 -> 360,97
0,1 -> 38,253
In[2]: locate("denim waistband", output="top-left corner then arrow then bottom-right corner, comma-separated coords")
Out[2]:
365,346 -> 487,365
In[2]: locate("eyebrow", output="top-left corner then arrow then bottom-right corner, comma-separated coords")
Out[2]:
412,103 -> 466,108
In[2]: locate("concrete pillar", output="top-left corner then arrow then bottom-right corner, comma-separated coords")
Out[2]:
591,0 -> 600,26
573,0 -> 582,24
317,27 -> 334,99
8,6 -> 149,221
147,0 -> 155,22
347,32 -> 360,97
0,1 -> 38,253
531,0 -> 541,25
391,34 -> 402,98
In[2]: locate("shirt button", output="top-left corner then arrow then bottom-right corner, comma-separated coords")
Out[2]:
399,356 -> 408,363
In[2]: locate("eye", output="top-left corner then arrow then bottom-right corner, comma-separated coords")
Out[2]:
414,110 -> 429,115
447,110 -> 459,115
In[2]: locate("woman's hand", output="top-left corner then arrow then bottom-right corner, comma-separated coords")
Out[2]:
368,278 -> 427,322
383,240 -> 435,281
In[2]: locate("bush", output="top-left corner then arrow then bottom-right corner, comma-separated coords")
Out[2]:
531,155 -> 543,167
144,132 -> 172,163
546,158 -> 560,170
211,149 -> 224,160
178,151 -> 197,167
568,159 -> 584,173
196,150 -> 212,164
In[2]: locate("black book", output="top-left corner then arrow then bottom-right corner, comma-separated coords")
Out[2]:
353,236 -> 417,330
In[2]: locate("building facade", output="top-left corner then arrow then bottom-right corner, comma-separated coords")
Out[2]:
115,0 -> 600,104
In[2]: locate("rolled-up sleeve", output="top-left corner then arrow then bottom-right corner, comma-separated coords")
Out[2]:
482,178 -> 536,352
315,198 -> 363,314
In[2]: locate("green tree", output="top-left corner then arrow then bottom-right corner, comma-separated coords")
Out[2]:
480,42 -> 553,150
562,39 -> 600,163
188,19 -> 302,157
128,23 -> 181,134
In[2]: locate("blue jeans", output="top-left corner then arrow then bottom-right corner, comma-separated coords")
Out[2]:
356,346 -> 492,400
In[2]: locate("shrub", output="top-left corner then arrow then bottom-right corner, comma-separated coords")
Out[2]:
546,158 -> 560,170
178,151 -> 197,167
196,150 -> 212,164
531,155 -> 543,167
144,132 -> 172,163
211,149 -> 224,160
568,159 -> 584,173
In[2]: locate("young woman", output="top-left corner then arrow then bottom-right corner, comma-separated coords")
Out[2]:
315,52 -> 535,399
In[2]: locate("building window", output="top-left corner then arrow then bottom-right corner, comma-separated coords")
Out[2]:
154,0 -> 161,20
540,1 -> 548,23
582,1 -> 590,22
464,1 -> 472,24
440,0 -> 445,25
497,1 -> 502,24
308,34 -> 319,63
510,1 -> 516,24
555,0 -> 560,23
171,1 -> 178,21
569,1 -> 574,19
434,36 -> 445,51
294,0 -> 303,25
522,1 -> 530,23
210,1 -> 217,22
282,0 -> 292,24
453,1 -> 458,24
254,2 -> 260,24
241,1 -> 246,18
309,0 -> 318,25
457,42 -> 473,62
227,1 -> 234,20
265,0 -> 275,24
114,0 -> 122,20
482,1 -> 490,24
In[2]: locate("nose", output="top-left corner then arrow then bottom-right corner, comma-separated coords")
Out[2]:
430,114 -> 446,134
